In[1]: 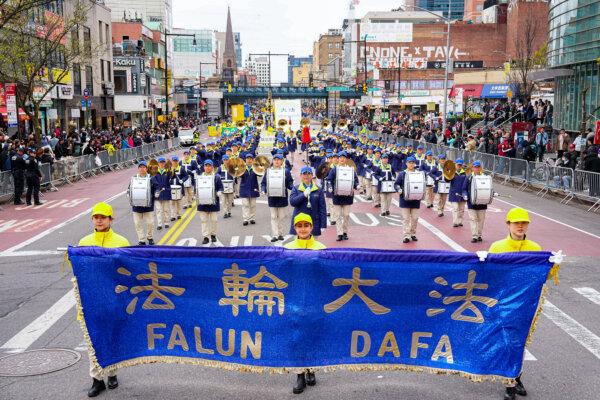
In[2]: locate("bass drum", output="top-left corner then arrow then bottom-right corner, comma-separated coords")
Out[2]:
437,181 -> 451,194
380,180 -> 396,193
335,166 -> 354,197
196,175 -> 216,205
222,179 -> 234,194
403,171 -> 426,201
266,168 -> 286,197
170,185 -> 183,201
129,176 -> 152,207
470,175 -> 493,205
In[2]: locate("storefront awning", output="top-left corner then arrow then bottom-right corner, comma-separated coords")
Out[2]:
449,84 -> 483,99
480,84 -> 518,99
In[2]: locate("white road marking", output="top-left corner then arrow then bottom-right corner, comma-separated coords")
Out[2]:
524,350 -> 537,361
574,287 -> 600,307
243,236 -> 253,246
494,198 -> 600,240
229,236 -> 239,246
542,301 -> 600,360
0,250 -> 63,258
2,190 -> 126,254
176,238 -> 197,247
349,212 -> 379,227
0,289 -> 75,353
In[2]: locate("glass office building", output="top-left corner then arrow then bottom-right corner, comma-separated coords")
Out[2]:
548,0 -> 600,132
417,0 -> 464,20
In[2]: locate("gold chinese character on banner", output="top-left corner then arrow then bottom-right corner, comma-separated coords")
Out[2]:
426,270 -> 498,324
324,267 -> 390,315
219,263 -> 288,316
115,263 -> 186,315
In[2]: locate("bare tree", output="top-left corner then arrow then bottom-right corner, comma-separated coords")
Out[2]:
0,0 -> 103,142
0,0 -> 55,30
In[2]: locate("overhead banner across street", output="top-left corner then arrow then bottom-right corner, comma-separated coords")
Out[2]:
69,247 -> 553,383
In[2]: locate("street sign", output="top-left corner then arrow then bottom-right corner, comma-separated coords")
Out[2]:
83,88 -> 90,100
326,86 -> 350,92
80,99 -> 86,110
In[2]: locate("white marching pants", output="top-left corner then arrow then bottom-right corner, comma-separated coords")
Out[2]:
270,207 -> 287,237
334,204 -> 351,236
155,200 -> 171,227
133,211 -> 155,242
199,211 -> 217,238
241,198 -> 257,222
401,208 -> 419,238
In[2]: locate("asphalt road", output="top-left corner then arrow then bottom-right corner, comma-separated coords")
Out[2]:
0,133 -> 599,400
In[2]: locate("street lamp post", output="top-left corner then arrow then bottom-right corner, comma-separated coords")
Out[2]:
163,29 -> 197,120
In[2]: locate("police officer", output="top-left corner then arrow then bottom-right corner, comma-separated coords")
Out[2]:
395,156 -> 421,243
284,212 -> 325,394
466,161 -> 488,243
11,146 -> 26,205
24,148 -> 43,206
130,161 -> 155,245
239,152 -> 260,226
261,153 -> 294,242
488,207 -> 541,400
78,202 -> 129,397
326,151 -> 359,241
449,158 -> 468,227
197,159 -> 224,244
289,166 -> 327,237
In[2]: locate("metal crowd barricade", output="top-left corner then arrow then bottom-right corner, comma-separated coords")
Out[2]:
0,170 -> 15,202
569,170 -> 600,211
527,161 -> 551,193
547,166 -> 574,198
508,158 -> 529,188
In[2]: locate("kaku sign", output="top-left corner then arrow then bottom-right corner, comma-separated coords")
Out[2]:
360,22 -> 413,43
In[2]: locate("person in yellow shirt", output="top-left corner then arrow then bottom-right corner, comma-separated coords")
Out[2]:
78,202 -> 129,397
488,207 -> 541,400
284,213 -> 325,393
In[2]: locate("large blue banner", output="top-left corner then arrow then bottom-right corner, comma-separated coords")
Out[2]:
69,247 -> 553,383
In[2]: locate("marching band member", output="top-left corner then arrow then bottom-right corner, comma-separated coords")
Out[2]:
420,150 -> 437,208
197,159 -> 224,244
169,155 -> 188,221
370,149 -> 382,208
326,151 -> 359,241
448,158 -> 468,228
130,161 -> 155,245
373,153 -> 396,216
180,150 -> 197,209
323,152 -> 338,223
239,152 -> 260,226
430,154 -> 449,217
218,155 -> 235,218
289,166 -> 327,237
78,202 -> 129,397
414,144 -> 426,168
466,160 -> 488,243
287,133 -> 297,166
151,157 -> 172,230
363,146 -> 375,200
261,153 -> 294,242
395,156 -> 421,243
489,207 -> 541,400
284,212 -> 325,394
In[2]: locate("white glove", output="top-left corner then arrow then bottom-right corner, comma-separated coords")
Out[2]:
154,192 -> 160,199
398,189 -> 403,195
304,189 -> 311,198
463,195 -> 468,201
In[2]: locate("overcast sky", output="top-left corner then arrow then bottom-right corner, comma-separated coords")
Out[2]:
172,0 -> 403,83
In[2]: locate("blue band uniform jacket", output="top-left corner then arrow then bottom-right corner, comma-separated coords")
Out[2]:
289,182 -> 327,236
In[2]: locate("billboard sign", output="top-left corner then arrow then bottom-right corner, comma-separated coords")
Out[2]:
360,22 -> 413,43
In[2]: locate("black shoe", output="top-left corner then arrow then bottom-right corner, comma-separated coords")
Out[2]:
411,236 -> 418,241
504,387 -> 517,400
386,211 -> 390,216
183,205 -> 187,209
427,204 -> 433,208
211,235 -> 217,242
515,376 -> 527,396
157,226 -> 163,231
336,235 -> 343,242
458,223 -> 463,227
202,237 -> 209,244
271,237 -> 278,242
453,224 -> 459,227
138,241 -> 146,246
278,235 -> 284,241
250,220 -> 256,225
403,238 -> 410,243
306,371 -> 316,386
471,238 -> 478,243
165,224 -> 170,228
170,217 -> 176,222
26,202 -> 32,206
107,375 -> 118,390
342,233 -> 348,240
177,216 -> 182,220
380,213 -> 386,217
148,239 -> 154,245
366,196 -> 372,200
224,213 -> 229,218
438,213 -> 444,217
330,221 -> 336,225
227,213 -> 232,218
243,221 -> 248,226
293,373 -> 306,394
374,204 -> 381,208
477,237 -> 483,242
327,213 -> 330,217
87,379 -> 106,397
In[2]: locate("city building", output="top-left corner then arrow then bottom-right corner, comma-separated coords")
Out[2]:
464,0 -> 486,22
417,0 -> 464,20
246,57 -> 270,86
219,6 -> 237,85
546,0 -> 600,132
292,62 -> 312,86
172,28 -> 217,81
288,55 -> 313,84
103,0 -> 173,29
236,70 -> 257,87
316,29 -> 343,71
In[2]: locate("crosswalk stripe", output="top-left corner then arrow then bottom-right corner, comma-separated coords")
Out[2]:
574,287 -> 600,306
542,301 -> 600,360
524,350 -> 537,361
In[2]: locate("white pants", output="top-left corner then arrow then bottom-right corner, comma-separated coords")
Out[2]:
401,208 -> 419,238
270,207 -> 287,237
451,201 -> 466,225
326,197 -> 338,221
155,200 -> 172,227
380,193 -> 393,214
365,181 -> 372,198
221,192 -> 234,214
334,204 -> 351,236
184,186 -> 194,207
242,198 -> 257,222
199,211 -> 217,238
468,209 -> 486,238
171,199 -> 183,218
372,186 -> 380,205
288,151 -> 294,165
360,176 -> 368,193
133,212 -> 154,242
234,180 -> 241,197
435,193 -> 448,215
90,360 -> 116,380
425,186 -> 435,206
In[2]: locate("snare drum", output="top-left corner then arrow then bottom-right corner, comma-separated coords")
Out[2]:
170,185 -> 183,201
381,180 -> 396,193
267,168 -> 286,197
335,166 -> 355,196
195,175 -> 216,205
129,176 -> 152,207
437,181 -> 451,194
426,175 -> 435,187
403,171 -> 425,201
222,179 -> 234,194
470,175 -> 493,205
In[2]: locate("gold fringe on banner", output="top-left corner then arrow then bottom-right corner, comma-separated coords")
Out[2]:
525,284 -> 549,348
547,264 -> 560,286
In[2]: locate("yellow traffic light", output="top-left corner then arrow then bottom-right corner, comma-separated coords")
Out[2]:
228,83 -> 232,93
363,83 -> 368,94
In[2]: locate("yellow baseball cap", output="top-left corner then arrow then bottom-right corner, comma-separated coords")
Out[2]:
294,213 -> 313,226
91,202 -> 113,218
506,207 -> 530,223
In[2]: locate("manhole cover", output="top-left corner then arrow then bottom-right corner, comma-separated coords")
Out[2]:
0,348 -> 81,377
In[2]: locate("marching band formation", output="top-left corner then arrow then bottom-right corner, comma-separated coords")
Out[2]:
127,117 -> 496,247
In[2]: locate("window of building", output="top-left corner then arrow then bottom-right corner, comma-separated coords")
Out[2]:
106,61 -> 111,82
114,70 -> 127,93
335,43 -> 340,49
476,4 -> 483,11
328,43 -> 333,49
83,26 -> 91,56
328,53 -> 333,59
71,26 -> 79,55
98,21 -> 103,44
73,63 -> 81,95
85,65 -> 93,96
105,23 -> 110,46
100,60 -> 104,82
